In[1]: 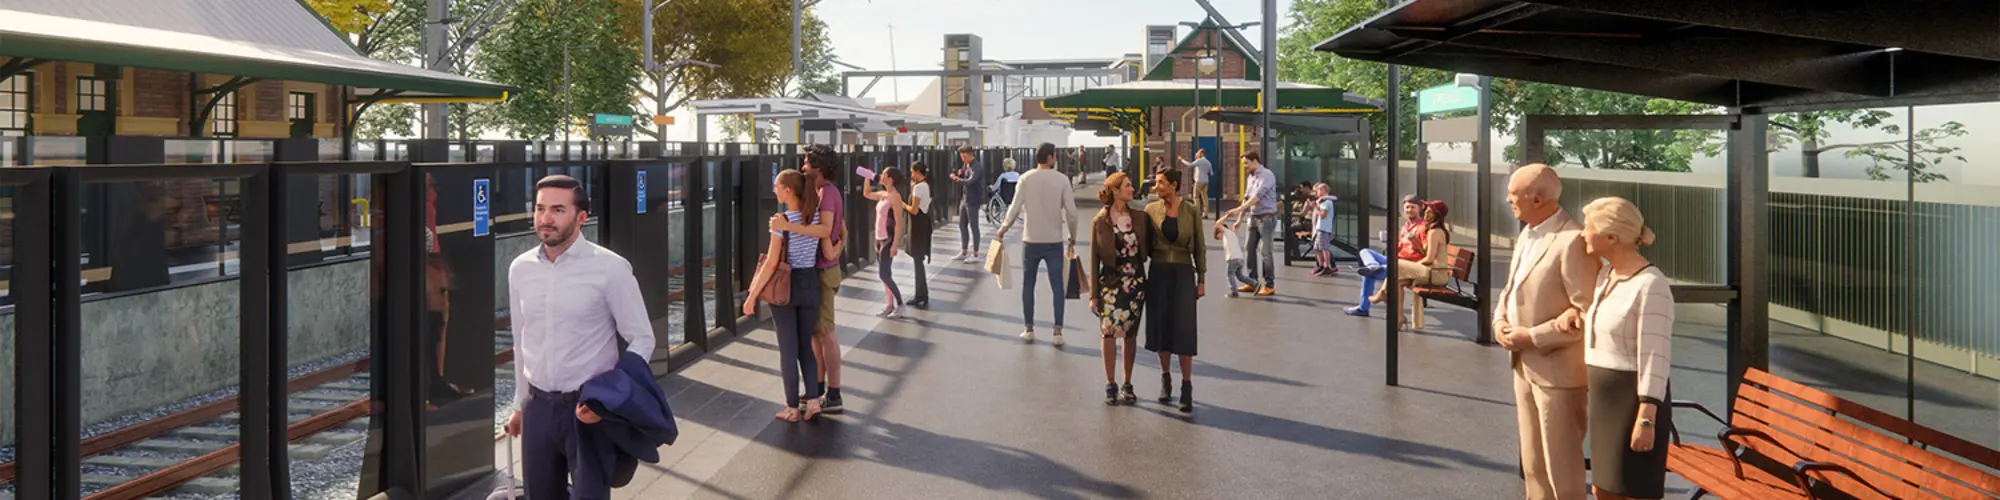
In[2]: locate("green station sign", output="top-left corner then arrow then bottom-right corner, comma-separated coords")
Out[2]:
1417,85 -> 1480,115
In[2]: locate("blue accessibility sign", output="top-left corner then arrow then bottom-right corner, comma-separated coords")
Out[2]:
637,170 -> 649,214
472,178 -> 490,237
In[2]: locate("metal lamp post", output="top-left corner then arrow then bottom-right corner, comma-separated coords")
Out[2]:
1178,19 -> 1256,216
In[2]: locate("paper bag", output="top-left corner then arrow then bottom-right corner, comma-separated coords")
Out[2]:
985,240 -> 1011,290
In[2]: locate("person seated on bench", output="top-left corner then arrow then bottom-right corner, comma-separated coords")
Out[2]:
1346,195 -> 1423,317
1575,196 -> 1674,500
1367,200 -> 1451,320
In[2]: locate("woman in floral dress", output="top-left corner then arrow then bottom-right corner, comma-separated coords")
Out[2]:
1090,172 -> 1150,405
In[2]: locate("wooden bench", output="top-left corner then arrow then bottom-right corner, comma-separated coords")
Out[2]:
1407,245 -> 1477,329
1667,368 -> 2000,499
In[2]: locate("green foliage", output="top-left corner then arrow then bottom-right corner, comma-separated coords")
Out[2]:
354,102 -> 417,139
1846,120 -> 1967,182
483,0 -> 642,139
1278,0 -> 1721,171
1768,109 -> 1969,182
794,12 -> 840,96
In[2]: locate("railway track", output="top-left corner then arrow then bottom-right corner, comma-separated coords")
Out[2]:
0,271 -> 725,499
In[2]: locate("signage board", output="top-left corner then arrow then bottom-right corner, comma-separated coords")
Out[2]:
472,178 -> 490,237
636,170 -> 648,214
1417,84 -> 1480,115
594,114 -> 635,126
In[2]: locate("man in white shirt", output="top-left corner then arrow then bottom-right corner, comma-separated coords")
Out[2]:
502,175 -> 658,500
996,142 -> 1080,346
1493,164 -> 1600,500
1179,149 -> 1212,216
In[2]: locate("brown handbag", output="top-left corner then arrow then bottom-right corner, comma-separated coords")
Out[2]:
758,231 -> 793,306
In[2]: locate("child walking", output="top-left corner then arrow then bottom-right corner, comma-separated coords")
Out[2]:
1214,209 -> 1253,298
864,167 -> 909,318
1312,183 -> 1339,276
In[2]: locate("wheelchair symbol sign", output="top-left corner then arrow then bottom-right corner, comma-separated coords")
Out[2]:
473,178 -> 490,237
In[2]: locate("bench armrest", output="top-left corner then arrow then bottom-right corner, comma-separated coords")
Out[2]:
1719,428 -> 1788,480
1671,400 -> 1727,426
1791,460 -> 1892,500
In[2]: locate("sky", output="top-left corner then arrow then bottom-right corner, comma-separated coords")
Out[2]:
816,0 -> 1292,104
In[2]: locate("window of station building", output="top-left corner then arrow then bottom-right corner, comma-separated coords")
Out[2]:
288,92 -> 315,121
76,77 -> 109,112
212,91 -> 238,137
0,73 -> 30,135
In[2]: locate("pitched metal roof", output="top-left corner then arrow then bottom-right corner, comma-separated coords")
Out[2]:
690,98 -> 986,133
1312,0 -> 2000,113
1040,79 -> 1377,112
0,0 -> 511,100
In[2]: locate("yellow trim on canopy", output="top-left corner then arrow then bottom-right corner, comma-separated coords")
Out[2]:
371,91 -> 509,105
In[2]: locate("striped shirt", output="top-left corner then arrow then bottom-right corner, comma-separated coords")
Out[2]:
1584,265 -> 1675,402
773,211 -> 823,269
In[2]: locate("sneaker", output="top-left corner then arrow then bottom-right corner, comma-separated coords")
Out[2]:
1104,383 -> 1120,406
888,306 -> 905,319
875,305 -> 895,318
1343,306 -> 1370,317
1236,284 -> 1255,293
1256,287 -> 1276,297
1228,290 -> 1240,298
1052,331 -> 1065,347
1118,383 -> 1138,405
821,388 -> 844,414
1020,330 -> 1035,343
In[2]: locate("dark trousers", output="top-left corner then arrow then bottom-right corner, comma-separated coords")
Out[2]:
774,269 -> 824,407
912,256 -> 928,301
523,390 -> 609,500
959,202 -> 982,252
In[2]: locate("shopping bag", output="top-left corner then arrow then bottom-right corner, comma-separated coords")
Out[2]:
986,240 -> 1011,290
1064,254 -> 1086,299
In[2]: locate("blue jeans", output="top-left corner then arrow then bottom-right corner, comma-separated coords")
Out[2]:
1020,242 -> 1065,329
1353,249 -> 1389,312
1245,214 -> 1279,288
1225,259 -> 1253,289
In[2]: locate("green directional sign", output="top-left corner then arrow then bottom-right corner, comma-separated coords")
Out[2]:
1417,85 -> 1480,115
593,114 -> 635,126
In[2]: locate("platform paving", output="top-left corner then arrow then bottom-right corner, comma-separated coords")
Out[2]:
462,184 -> 2000,500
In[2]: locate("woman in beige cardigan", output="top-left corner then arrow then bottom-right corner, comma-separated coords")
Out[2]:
1569,196 -> 1675,500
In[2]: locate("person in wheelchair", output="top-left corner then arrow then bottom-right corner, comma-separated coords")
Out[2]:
986,158 -> 1021,227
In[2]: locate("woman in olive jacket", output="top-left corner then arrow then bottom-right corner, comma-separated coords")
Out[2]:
1142,169 -> 1206,413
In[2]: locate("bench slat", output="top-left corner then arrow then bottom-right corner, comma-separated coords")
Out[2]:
1728,408 -> 1906,500
1747,368 -> 2000,472
1666,443 -> 1805,499
1735,386 -> 1999,499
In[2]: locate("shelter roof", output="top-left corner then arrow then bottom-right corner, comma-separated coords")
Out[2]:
0,0 -> 511,101
1312,0 -> 2000,112
1040,79 -> 1377,112
690,98 -> 986,132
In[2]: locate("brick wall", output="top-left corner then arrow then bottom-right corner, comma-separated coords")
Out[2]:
323,84 -> 341,131
1168,35 -> 1252,81
132,69 -> 189,136
161,180 -> 222,249
254,80 -> 283,122
53,64 -> 68,114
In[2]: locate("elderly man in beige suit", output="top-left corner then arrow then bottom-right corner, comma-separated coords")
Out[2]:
1495,164 -> 1600,500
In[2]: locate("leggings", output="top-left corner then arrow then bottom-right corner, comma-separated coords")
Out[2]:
960,202 -> 982,252
773,269 -> 824,407
877,239 -> 902,306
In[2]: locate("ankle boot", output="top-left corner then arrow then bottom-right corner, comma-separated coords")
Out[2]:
1179,380 -> 1194,413
1158,372 -> 1174,403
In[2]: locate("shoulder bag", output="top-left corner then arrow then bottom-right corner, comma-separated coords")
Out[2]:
758,230 -> 794,306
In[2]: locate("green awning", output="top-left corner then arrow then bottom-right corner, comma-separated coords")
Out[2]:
1041,80 -> 1378,112
0,0 -> 512,100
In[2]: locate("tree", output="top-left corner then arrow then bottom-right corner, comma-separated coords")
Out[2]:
481,0 -> 642,139
793,12 -> 840,96
1278,0 -> 1720,171
1769,110 -> 1967,181
309,0 -> 422,139
635,0 -> 824,139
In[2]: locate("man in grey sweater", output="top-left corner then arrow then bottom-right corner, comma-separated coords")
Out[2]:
996,142 -> 1080,347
